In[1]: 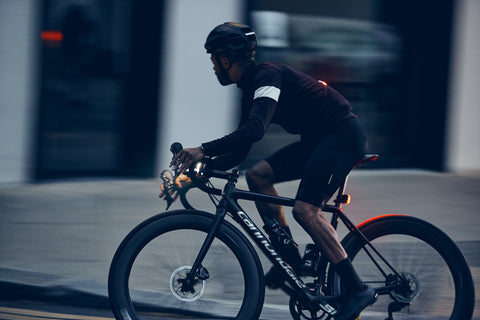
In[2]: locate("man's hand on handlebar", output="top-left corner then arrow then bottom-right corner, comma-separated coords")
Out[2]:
166,142 -> 230,197
170,146 -> 205,173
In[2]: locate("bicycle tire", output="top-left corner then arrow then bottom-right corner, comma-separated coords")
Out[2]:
108,210 -> 265,319
329,214 -> 474,320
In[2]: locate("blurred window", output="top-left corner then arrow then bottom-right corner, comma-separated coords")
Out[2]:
241,4 -> 406,169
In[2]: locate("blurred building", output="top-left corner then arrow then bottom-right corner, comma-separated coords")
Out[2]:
0,0 -> 478,183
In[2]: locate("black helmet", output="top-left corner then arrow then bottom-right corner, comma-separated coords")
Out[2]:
204,22 -> 257,61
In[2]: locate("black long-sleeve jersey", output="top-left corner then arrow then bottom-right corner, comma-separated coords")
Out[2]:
201,61 -> 356,170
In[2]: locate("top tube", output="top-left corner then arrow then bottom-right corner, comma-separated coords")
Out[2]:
231,188 -> 296,207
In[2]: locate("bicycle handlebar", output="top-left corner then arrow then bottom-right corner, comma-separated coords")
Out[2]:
170,142 -> 234,196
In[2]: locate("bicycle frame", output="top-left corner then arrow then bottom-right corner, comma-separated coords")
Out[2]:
108,147 -> 473,320
184,170 -> 408,314
183,173 -> 326,309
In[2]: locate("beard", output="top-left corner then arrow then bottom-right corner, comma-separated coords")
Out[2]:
216,68 -> 233,86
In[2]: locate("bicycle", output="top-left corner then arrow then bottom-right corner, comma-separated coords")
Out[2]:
108,142 -> 475,320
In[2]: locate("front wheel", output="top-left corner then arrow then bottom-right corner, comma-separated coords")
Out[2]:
108,210 -> 265,319
330,215 -> 474,320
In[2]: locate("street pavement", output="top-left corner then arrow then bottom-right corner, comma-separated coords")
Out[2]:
0,169 -> 479,319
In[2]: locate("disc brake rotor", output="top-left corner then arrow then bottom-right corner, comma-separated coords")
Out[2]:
390,272 -> 420,303
169,265 -> 207,302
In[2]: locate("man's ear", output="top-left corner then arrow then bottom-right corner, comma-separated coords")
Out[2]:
219,56 -> 231,70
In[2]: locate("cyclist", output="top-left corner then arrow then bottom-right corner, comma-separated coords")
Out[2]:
171,22 -> 376,320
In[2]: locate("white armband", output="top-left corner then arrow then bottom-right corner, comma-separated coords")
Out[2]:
253,86 -> 281,102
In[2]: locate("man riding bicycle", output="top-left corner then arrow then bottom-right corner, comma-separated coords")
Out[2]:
171,22 -> 376,320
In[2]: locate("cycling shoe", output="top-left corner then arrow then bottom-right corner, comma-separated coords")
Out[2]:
335,285 -> 377,320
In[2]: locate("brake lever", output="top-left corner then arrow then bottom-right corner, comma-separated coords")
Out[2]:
168,142 -> 222,196
164,192 -> 175,210
160,169 -> 177,210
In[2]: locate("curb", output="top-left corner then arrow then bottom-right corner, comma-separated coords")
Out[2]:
0,280 -> 110,310
0,267 -> 109,309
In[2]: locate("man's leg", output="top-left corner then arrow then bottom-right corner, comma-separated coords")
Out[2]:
245,140 -> 307,225
293,200 -> 376,319
292,201 -> 347,264
246,160 -> 287,225
246,160 -> 302,287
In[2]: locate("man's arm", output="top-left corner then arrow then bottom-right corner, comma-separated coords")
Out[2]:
210,143 -> 252,171
201,97 -> 277,157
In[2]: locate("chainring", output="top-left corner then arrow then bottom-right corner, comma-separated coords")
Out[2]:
289,295 -> 336,320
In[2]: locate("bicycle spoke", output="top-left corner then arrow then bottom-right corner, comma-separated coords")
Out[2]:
128,229 -> 246,318
352,235 -> 455,318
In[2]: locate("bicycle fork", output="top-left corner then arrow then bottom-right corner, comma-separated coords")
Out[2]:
180,200 -> 229,292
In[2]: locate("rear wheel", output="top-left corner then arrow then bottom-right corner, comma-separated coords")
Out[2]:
330,215 -> 474,319
108,210 -> 265,319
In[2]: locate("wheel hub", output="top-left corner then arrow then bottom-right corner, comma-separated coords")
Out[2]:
388,272 -> 420,303
169,265 -> 207,302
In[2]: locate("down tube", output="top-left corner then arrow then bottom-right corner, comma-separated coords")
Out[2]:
229,202 -> 307,290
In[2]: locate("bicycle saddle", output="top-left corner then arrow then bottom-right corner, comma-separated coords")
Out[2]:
353,154 -> 378,169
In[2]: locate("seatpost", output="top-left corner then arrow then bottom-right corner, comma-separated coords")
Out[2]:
334,175 -> 349,209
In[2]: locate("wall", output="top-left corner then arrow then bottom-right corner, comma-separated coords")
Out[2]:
446,0 -> 480,172
0,0 -> 478,183
155,0 -> 243,173
0,0 -> 39,183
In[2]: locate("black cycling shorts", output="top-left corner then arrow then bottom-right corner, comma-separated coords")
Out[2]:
265,118 -> 367,208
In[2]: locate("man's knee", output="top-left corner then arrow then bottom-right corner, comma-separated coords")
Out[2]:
293,201 -> 320,225
292,207 -> 310,225
246,161 -> 274,191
